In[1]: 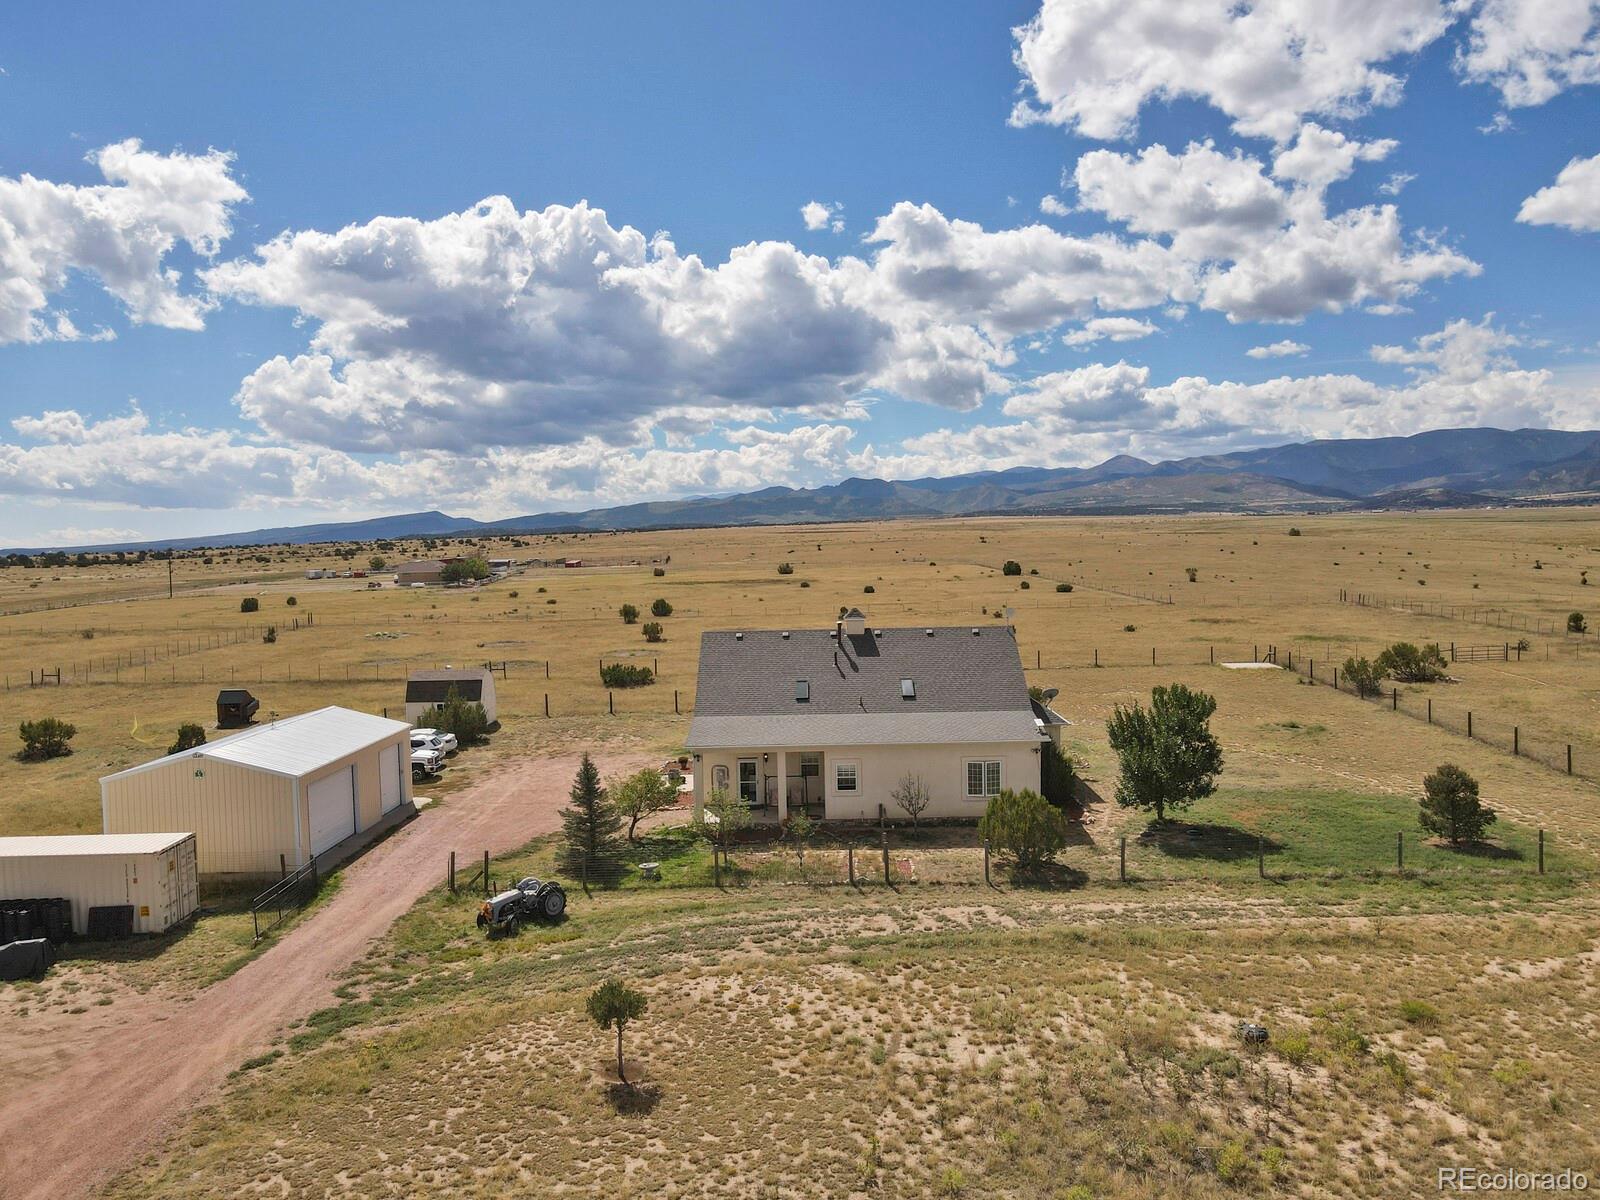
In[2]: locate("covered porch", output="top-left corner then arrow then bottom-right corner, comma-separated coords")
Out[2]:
701,748 -> 828,823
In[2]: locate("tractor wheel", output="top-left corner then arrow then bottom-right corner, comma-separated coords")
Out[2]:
476,912 -> 488,929
506,915 -> 519,937
540,887 -> 567,919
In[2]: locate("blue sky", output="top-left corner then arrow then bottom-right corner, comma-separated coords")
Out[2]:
1,0 -> 1597,544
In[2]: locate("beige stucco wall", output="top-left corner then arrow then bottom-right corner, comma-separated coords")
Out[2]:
693,740 -> 1042,823
102,731 -> 411,876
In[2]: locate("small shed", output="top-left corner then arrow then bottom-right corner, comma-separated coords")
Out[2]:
101,707 -> 414,877
216,688 -> 260,729
405,667 -> 498,725
0,833 -> 199,936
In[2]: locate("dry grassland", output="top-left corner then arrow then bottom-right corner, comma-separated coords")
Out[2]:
4,509 -> 1600,1195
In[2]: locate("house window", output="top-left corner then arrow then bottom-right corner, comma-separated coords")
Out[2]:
834,760 -> 860,793
965,759 -> 1002,798
737,758 -> 759,805
796,679 -> 810,702
900,677 -> 916,699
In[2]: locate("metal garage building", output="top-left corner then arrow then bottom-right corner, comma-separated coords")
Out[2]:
0,833 -> 199,935
100,707 -> 415,877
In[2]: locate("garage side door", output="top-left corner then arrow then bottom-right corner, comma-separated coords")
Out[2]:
307,766 -> 357,857
379,743 -> 401,813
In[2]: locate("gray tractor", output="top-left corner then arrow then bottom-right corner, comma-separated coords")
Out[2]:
477,876 -> 568,935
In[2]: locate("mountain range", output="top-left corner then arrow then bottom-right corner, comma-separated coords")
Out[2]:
15,427 -> 1600,552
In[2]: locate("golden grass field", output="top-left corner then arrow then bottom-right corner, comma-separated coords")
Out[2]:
4,508 -> 1600,1196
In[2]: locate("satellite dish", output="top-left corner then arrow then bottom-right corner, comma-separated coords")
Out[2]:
1042,687 -> 1059,703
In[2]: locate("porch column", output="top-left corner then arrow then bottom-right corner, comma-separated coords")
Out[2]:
776,751 -> 790,823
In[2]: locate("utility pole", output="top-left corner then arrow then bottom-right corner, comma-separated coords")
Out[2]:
168,554 -> 174,600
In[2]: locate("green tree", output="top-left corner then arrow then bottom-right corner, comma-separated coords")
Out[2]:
441,556 -> 491,583
1105,683 -> 1224,823
368,555 -> 387,571
1001,560 -> 1022,576
167,723 -> 207,755
619,603 -> 640,624
1419,764 -> 1496,846
1342,656 -> 1383,698
786,809 -> 814,865
1040,740 -> 1076,810
1569,611 -> 1588,634
434,686 -> 490,745
558,753 -> 624,885
642,621 -> 664,643
610,767 -> 678,842
18,717 -> 77,762
650,597 -> 673,617
1375,642 -> 1448,683
978,788 -> 1067,868
240,597 -> 260,613
587,980 -> 648,1085
702,785 -> 751,851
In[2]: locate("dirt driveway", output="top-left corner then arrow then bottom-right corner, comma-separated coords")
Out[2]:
0,747 -> 653,1200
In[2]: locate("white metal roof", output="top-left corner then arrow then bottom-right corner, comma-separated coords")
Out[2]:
0,832 -> 193,858
101,706 -> 412,784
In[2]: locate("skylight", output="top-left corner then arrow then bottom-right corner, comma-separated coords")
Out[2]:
900,678 -> 916,699
796,679 -> 810,702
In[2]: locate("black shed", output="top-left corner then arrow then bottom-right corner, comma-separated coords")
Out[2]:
216,689 -> 260,729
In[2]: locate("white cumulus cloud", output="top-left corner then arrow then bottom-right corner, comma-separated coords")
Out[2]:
1246,339 -> 1310,358
0,139 -> 247,343
801,200 -> 844,232
1517,152 -> 1600,232
1457,0 -> 1600,108
1063,316 -> 1158,346
1010,0 -> 1454,142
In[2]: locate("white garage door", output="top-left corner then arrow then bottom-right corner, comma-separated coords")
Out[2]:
307,766 -> 357,857
379,743 -> 401,813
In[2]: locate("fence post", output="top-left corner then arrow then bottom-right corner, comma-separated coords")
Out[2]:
848,844 -> 855,886
544,693 -> 549,718
1257,834 -> 1264,880
1119,836 -> 1126,883
1427,699 -> 1432,724
1392,688 -> 1398,711
1467,711 -> 1473,739
609,691 -> 615,716
1396,831 -> 1403,872
674,690 -> 680,714
1333,666 -> 1339,690
713,845 -> 721,888
882,830 -> 890,884
449,850 -> 456,893
983,839 -> 991,886
1568,745 -> 1573,775
1538,829 -> 1545,875
483,851 -> 490,897
1210,645 -> 1214,664
1093,648 -> 1098,667
1309,658 -> 1314,681
1514,726 -> 1519,756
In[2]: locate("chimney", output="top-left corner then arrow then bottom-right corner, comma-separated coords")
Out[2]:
843,608 -> 867,637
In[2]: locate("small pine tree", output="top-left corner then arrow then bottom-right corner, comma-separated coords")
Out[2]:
18,717 -> 76,761
240,597 -> 260,613
978,788 -> 1067,868
1002,560 -> 1022,575
1419,764 -> 1496,846
642,621 -> 664,643
558,753 -> 624,885
1569,611 -> 1587,634
435,685 -> 490,745
1342,656 -> 1383,698
619,603 -> 640,624
168,723 -> 207,755
650,598 -> 673,617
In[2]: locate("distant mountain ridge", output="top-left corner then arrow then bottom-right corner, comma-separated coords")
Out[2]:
12,427 -> 1600,553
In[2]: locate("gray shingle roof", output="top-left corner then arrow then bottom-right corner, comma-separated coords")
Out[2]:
687,624 -> 1038,749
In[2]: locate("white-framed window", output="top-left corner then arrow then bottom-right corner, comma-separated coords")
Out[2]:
737,758 -> 759,805
965,759 -> 1002,798
834,760 -> 860,793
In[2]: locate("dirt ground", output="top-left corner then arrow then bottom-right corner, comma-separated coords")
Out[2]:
0,744 -> 652,1200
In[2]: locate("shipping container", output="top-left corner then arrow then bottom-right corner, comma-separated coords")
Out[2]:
0,833 -> 199,936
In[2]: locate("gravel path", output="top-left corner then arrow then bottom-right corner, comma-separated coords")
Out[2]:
0,747 -> 652,1200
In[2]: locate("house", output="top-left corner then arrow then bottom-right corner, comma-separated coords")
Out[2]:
100,707 -> 415,877
687,608 -> 1050,823
404,667 -> 498,725
394,559 -> 447,586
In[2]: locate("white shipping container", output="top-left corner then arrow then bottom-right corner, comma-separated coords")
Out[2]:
0,833 -> 199,936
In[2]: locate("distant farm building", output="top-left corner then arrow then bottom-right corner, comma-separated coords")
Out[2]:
405,667 -> 498,725
216,688 -> 259,729
563,558 -> 584,568
394,559 -> 448,586
100,707 -> 415,877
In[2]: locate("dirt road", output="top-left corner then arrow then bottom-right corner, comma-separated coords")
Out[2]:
0,748 -> 652,1200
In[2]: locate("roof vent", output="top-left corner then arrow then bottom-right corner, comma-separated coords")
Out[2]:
925,628 -> 934,636
874,629 -> 884,637
735,632 -> 744,641
971,627 -> 980,636
781,631 -> 790,639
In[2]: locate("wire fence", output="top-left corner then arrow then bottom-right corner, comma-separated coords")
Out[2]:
1341,589 -> 1593,640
